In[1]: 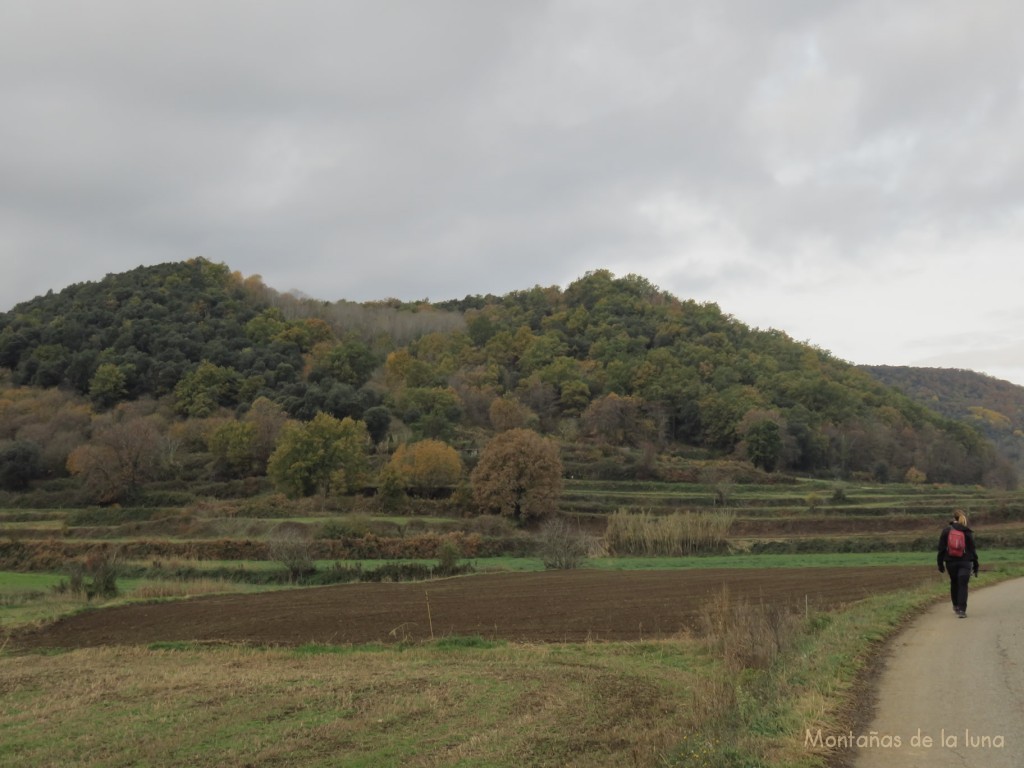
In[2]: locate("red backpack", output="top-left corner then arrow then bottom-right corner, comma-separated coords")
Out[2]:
947,528 -> 966,558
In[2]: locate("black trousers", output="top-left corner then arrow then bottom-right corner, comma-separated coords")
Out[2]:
946,561 -> 972,611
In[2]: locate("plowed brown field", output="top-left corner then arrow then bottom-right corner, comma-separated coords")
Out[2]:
14,566 -> 934,650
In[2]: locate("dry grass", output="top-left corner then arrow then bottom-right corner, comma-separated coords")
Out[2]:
696,585 -> 803,672
605,509 -> 735,556
0,640 -> 703,768
126,578 -> 239,600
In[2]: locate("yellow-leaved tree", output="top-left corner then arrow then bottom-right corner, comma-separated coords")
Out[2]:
385,439 -> 463,495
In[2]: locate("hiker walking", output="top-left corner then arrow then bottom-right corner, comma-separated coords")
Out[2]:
937,509 -> 979,618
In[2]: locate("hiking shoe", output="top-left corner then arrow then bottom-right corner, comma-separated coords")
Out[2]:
957,610 -> 967,619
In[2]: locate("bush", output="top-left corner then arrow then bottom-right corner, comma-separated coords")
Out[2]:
268,525 -> 314,583
537,517 -> 591,569
435,539 -> 463,574
64,548 -> 121,600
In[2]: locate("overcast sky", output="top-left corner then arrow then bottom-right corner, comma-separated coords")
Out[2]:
3,1 -> 1024,385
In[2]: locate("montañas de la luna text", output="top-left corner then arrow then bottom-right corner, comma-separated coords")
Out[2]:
804,729 -> 1005,750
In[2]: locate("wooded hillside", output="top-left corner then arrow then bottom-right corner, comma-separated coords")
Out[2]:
862,365 -> 1024,475
0,259 -> 1015,503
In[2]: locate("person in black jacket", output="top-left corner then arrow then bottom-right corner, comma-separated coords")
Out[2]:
937,509 -> 979,618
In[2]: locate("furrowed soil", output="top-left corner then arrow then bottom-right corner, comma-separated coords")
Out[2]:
12,566 -> 934,651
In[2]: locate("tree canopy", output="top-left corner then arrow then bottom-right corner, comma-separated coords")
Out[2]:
471,429 -> 564,520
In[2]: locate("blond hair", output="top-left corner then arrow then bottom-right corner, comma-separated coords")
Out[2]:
953,509 -> 968,526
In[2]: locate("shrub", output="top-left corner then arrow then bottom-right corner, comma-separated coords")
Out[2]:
905,466 -> 927,484
65,548 -> 121,600
435,539 -> 462,575
268,524 -> 314,583
537,517 -> 591,569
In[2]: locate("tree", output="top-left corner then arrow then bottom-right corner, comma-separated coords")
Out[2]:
386,439 -> 463,494
267,412 -> 370,501
744,419 -> 782,472
699,385 -> 766,451
307,334 -> 381,388
208,420 -> 258,478
173,361 -> 241,417
470,428 -> 563,521
580,393 -> 656,446
390,386 -> 463,440
489,396 -> 538,431
66,413 -> 163,502
0,440 -> 43,490
88,363 -> 129,409
362,405 -> 392,445
243,396 -> 288,473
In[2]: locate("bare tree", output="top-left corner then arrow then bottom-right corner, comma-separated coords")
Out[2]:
66,411 -> 163,503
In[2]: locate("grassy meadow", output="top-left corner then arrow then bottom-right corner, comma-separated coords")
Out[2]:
3,480 -> 1024,766
6,570 -> 1021,767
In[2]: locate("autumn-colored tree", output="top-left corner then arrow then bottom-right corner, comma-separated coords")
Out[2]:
66,413 -> 163,502
267,412 -> 369,501
580,393 -> 655,446
0,386 -> 92,475
382,349 -> 442,389
385,439 -> 463,494
904,466 -> 927,484
470,428 -> 562,521
244,396 -> 288,472
488,396 -> 538,432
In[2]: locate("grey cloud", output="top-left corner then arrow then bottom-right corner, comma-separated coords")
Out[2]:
2,1 -> 1023,384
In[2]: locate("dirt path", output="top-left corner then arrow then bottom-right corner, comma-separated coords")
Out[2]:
13,566 -> 933,650
852,577 -> 1024,767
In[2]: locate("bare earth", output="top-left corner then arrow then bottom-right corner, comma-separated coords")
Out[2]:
13,566 -> 933,650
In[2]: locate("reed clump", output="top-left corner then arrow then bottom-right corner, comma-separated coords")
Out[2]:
604,508 -> 734,556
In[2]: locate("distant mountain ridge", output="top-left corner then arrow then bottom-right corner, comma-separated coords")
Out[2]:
861,365 -> 1024,473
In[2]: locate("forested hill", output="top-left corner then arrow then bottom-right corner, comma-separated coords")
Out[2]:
0,260 -> 1014,489
862,365 -> 1024,474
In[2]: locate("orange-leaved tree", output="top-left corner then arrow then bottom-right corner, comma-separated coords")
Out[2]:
470,428 -> 562,521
